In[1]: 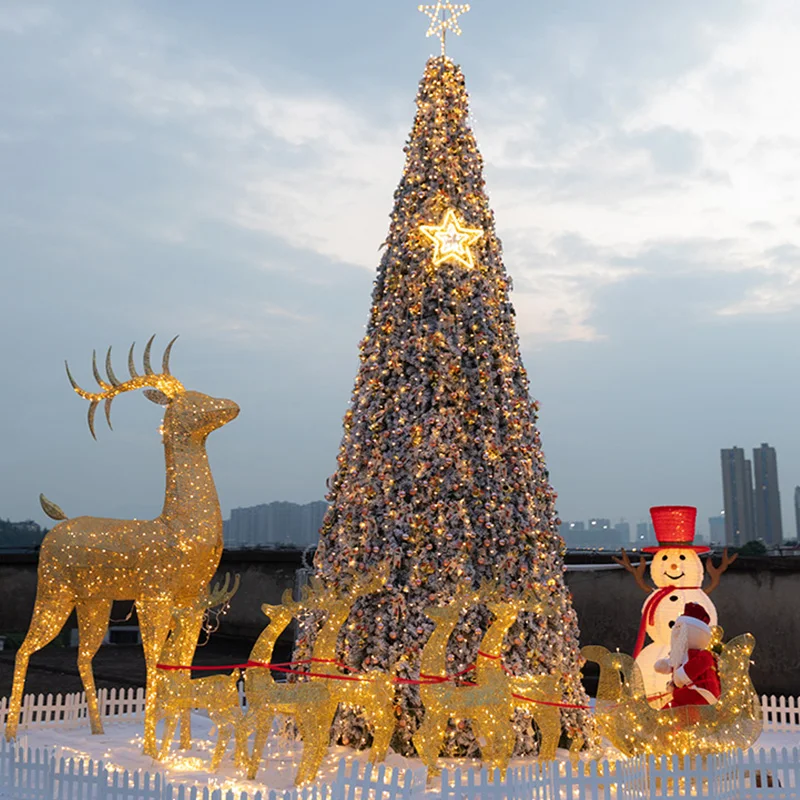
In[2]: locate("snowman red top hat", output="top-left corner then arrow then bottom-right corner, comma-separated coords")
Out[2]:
643,505 -> 710,554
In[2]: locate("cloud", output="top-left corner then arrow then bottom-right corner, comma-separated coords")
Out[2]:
476,0 -> 800,340
67,25 -> 406,271
7,0 -> 800,349
0,5 -> 54,35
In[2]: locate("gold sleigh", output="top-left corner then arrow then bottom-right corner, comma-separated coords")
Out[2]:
582,633 -> 762,756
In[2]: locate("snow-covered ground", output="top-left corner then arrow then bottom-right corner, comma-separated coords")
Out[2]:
7,715 -> 800,798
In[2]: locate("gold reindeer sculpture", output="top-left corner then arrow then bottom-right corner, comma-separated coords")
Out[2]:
303,572 -> 396,762
155,575 -> 243,770
242,570 -> 389,785
241,589 -> 327,782
414,587 -> 517,776
4,337 -> 239,760
476,589 -> 562,762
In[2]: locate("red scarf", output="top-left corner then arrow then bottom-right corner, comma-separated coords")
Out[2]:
632,585 -> 701,658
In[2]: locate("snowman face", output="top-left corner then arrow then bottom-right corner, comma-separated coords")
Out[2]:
649,547 -> 704,587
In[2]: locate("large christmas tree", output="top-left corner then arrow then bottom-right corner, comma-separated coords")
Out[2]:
300,54 -> 592,756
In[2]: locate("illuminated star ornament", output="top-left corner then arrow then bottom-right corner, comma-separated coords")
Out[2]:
420,208 -> 483,270
418,1 -> 471,56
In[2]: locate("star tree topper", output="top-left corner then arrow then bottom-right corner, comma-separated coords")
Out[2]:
420,208 -> 483,270
418,2 -> 471,56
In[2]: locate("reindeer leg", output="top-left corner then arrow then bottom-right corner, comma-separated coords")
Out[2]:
5,591 -> 73,741
210,722 -> 232,772
246,710 -> 275,780
294,703 -> 335,787
159,714 -> 179,761
477,705 -> 514,773
366,677 -> 394,763
137,596 -> 173,758
233,710 -> 250,769
75,599 -> 112,735
175,607 -> 205,751
533,707 -> 561,761
413,708 -> 447,774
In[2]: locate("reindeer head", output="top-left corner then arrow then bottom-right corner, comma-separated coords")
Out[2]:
422,584 -> 480,624
261,588 -> 304,624
479,580 -> 553,621
66,335 -> 239,440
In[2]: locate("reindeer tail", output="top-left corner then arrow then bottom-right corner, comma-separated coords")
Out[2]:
40,493 -> 68,521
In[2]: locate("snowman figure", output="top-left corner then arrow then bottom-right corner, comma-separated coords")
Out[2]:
613,505 -> 736,708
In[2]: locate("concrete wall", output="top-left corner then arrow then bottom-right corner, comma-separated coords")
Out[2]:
2,551 -> 798,696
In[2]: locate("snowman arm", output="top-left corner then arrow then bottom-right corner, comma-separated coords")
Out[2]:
704,549 -> 738,594
612,549 -> 651,592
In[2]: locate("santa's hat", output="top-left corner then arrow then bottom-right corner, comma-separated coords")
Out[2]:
677,602 -> 711,635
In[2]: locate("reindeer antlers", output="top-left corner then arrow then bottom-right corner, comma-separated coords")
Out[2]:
204,573 -> 241,609
65,335 -> 184,439
612,549 -> 651,593
704,549 -> 738,594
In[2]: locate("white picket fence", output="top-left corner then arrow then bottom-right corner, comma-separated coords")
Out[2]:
0,736 -> 425,800
1,690 -> 799,799
0,687 -> 146,731
762,694 -> 800,732
3,740 -> 799,800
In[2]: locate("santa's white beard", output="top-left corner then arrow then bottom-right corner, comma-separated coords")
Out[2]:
669,622 -> 689,669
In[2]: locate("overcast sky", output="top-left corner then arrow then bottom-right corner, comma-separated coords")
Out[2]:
1,0 -> 799,538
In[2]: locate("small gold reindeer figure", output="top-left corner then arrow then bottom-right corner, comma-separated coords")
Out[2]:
413,586 -> 516,776
477,589 -> 562,761
414,585 -> 560,774
4,337 -> 239,760
241,589 -> 317,781
303,571 -> 395,764
155,575 -> 244,771
242,569 -> 389,785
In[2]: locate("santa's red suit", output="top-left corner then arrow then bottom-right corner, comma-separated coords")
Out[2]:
667,648 -> 721,708
655,601 -> 722,709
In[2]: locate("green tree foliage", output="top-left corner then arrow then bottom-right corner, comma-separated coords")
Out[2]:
737,540 -> 768,556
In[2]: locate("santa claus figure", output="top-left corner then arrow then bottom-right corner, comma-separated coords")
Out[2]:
654,602 -> 721,707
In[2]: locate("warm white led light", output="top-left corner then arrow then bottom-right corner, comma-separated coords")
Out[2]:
420,207 -> 483,269
418,2 -> 471,55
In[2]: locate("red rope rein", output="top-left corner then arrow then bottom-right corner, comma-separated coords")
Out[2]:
155,656 -> 673,710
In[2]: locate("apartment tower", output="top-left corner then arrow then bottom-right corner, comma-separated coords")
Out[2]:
720,447 -> 755,547
794,486 -> 800,541
752,443 -> 783,545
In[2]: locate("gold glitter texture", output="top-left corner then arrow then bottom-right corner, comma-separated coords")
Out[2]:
155,576 -> 245,771
583,633 -> 762,757
414,585 -> 558,776
244,570 -> 389,785
4,337 -> 239,760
